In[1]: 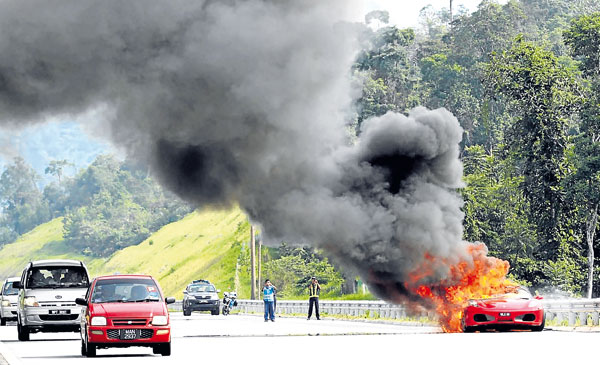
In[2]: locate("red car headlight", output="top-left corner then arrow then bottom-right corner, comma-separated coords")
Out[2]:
152,315 -> 168,325
90,316 -> 107,326
528,300 -> 542,309
467,300 -> 478,307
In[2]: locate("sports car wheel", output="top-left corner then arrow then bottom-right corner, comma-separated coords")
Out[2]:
211,309 -> 219,315
532,313 -> 546,332
461,316 -> 474,333
183,307 -> 191,316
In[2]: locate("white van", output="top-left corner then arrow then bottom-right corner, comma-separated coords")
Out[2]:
15,259 -> 90,341
1,277 -> 20,325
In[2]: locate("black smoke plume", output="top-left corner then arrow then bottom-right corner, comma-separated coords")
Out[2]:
0,0 -> 469,303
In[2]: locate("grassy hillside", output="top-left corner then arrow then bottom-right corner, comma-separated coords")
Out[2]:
0,218 -> 105,279
0,207 -> 253,299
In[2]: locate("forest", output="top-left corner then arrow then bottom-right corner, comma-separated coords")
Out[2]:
2,0 -> 600,298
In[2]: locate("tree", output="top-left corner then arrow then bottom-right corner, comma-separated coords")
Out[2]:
44,159 -> 73,184
0,157 -> 49,241
485,36 -> 584,259
563,13 -> 600,297
355,25 -> 423,128
62,154 -> 191,256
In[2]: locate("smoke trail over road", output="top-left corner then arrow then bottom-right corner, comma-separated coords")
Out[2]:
0,0 -> 472,304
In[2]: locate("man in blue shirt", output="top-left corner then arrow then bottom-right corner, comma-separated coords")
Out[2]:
263,279 -> 276,322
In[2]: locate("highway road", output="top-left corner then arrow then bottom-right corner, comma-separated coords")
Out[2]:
0,313 -> 598,364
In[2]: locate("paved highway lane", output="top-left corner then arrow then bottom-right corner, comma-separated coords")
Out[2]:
0,314 -> 598,364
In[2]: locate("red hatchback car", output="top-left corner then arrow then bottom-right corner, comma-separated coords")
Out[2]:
76,274 -> 175,357
462,286 -> 545,332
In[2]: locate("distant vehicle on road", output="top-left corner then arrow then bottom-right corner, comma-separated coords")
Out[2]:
1,277 -> 20,326
76,274 -> 175,357
14,259 -> 90,341
461,286 -> 545,332
222,291 -> 237,316
182,280 -> 220,316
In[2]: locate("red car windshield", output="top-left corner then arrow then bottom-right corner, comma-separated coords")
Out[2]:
91,278 -> 162,303
490,287 -> 532,300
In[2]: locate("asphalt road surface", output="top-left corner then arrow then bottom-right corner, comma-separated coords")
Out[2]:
0,313 -> 598,364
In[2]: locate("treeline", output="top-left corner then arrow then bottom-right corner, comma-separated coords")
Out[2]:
0,155 -> 191,256
355,0 -> 600,296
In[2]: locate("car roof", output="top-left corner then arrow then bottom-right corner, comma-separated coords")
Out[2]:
30,259 -> 84,267
94,274 -> 155,281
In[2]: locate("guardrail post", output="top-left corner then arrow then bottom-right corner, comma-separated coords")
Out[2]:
578,312 -> 588,326
592,311 -> 599,326
569,312 -> 577,326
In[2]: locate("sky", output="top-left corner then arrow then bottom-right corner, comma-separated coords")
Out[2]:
0,114 -> 113,187
356,0 -> 509,27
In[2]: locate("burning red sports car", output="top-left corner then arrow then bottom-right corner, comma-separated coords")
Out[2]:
461,286 -> 545,332
76,274 -> 175,357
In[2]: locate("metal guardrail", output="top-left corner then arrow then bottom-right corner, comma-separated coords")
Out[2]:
168,298 -> 600,326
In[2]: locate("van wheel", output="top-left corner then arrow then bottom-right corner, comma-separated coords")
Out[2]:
17,322 -> 30,341
1,317 -> 6,326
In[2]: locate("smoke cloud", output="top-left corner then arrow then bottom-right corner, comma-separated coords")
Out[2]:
0,0 -> 469,303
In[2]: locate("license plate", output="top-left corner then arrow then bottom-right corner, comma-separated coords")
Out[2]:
499,312 -> 511,317
120,329 -> 139,340
49,309 -> 70,315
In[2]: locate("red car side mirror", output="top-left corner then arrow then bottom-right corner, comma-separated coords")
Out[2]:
534,295 -> 543,300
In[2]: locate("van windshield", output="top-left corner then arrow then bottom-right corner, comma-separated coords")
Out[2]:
2,281 -> 18,295
27,267 -> 89,289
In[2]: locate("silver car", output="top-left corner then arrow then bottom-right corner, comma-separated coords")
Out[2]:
1,277 -> 20,326
15,259 -> 90,341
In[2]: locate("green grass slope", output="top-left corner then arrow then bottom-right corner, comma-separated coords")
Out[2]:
98,207 -> 251,298
0,218 -> 105,279
0,208 -> 252,299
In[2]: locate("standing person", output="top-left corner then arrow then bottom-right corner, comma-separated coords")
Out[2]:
263,279 -> 276,322
307,276 -> 321,320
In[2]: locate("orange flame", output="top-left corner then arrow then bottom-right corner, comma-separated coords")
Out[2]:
406,243 -> 514,332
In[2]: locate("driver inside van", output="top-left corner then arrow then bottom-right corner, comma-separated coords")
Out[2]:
30,270 -> 48,287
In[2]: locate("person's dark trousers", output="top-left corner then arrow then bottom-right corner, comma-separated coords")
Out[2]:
264,300 -> 275,321
274,297 -> 277,312
308,297 -> 320,319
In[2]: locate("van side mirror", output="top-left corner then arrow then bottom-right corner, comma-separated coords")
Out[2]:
75,297 -> 88,306
165,297 -> 176,304
13,282 -> 22,289
217,289 -> 221,293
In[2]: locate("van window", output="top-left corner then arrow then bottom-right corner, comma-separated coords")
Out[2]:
27,267 -> 89,289
2,281 -> 18,295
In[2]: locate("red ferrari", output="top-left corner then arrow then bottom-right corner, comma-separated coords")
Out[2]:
462,286 -> 545,332
76,274 -> 175,357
